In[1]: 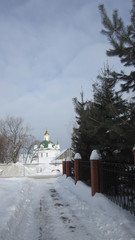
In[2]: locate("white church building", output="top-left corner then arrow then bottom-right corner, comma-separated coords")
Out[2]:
33,130 -> 61,163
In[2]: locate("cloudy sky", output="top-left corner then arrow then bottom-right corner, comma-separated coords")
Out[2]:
0,0 -> 132,149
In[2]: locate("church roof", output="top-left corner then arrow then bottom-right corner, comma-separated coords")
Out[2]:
39,140 -> 49,148
38,140 -> 55,149
35,130 -> 60,150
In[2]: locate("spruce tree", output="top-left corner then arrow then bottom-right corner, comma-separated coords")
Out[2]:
99,1 -> 135,94
92,64 -> 132,161
71,92 -> 92,161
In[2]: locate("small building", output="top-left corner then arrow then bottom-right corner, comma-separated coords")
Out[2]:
32,130 -> 61,163
55,148 -> 75,161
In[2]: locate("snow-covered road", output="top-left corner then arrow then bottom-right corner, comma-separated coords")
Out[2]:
8,178 -> 97,240
0,176 -> 135,240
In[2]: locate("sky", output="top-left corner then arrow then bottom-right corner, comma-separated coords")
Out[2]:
0,0 -> 132,149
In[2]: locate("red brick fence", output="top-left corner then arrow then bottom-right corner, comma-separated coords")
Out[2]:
63,149 -> 135,215
62,150 -> 101,196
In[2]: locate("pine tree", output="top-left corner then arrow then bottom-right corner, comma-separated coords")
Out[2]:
71,92 -> 92,161
92,64 -> 132,162
99,1 -> 135,94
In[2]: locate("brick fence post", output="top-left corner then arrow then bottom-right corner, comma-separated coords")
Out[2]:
133,147 -> 135,165
74,153 -> 82,184
66,156 -> 71,178
62,159 -> 66,175
90,150 -> 102,196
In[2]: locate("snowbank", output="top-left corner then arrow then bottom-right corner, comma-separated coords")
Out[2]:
0,162 -> 62,178
0,163 -> 24,177
0,178 -> 30,240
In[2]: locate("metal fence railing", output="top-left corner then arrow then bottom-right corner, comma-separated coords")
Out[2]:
70,160 -> 91,186
102,162 -> 135,215
79,160 -> 91,186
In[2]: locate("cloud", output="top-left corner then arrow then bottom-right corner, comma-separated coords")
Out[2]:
0,0 -> 132,149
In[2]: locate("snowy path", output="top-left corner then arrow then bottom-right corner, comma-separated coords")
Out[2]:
1,176 -> 135,240
9,178 -> 97,240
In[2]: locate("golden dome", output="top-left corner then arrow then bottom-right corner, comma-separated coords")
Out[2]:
44,130 -> 49,135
